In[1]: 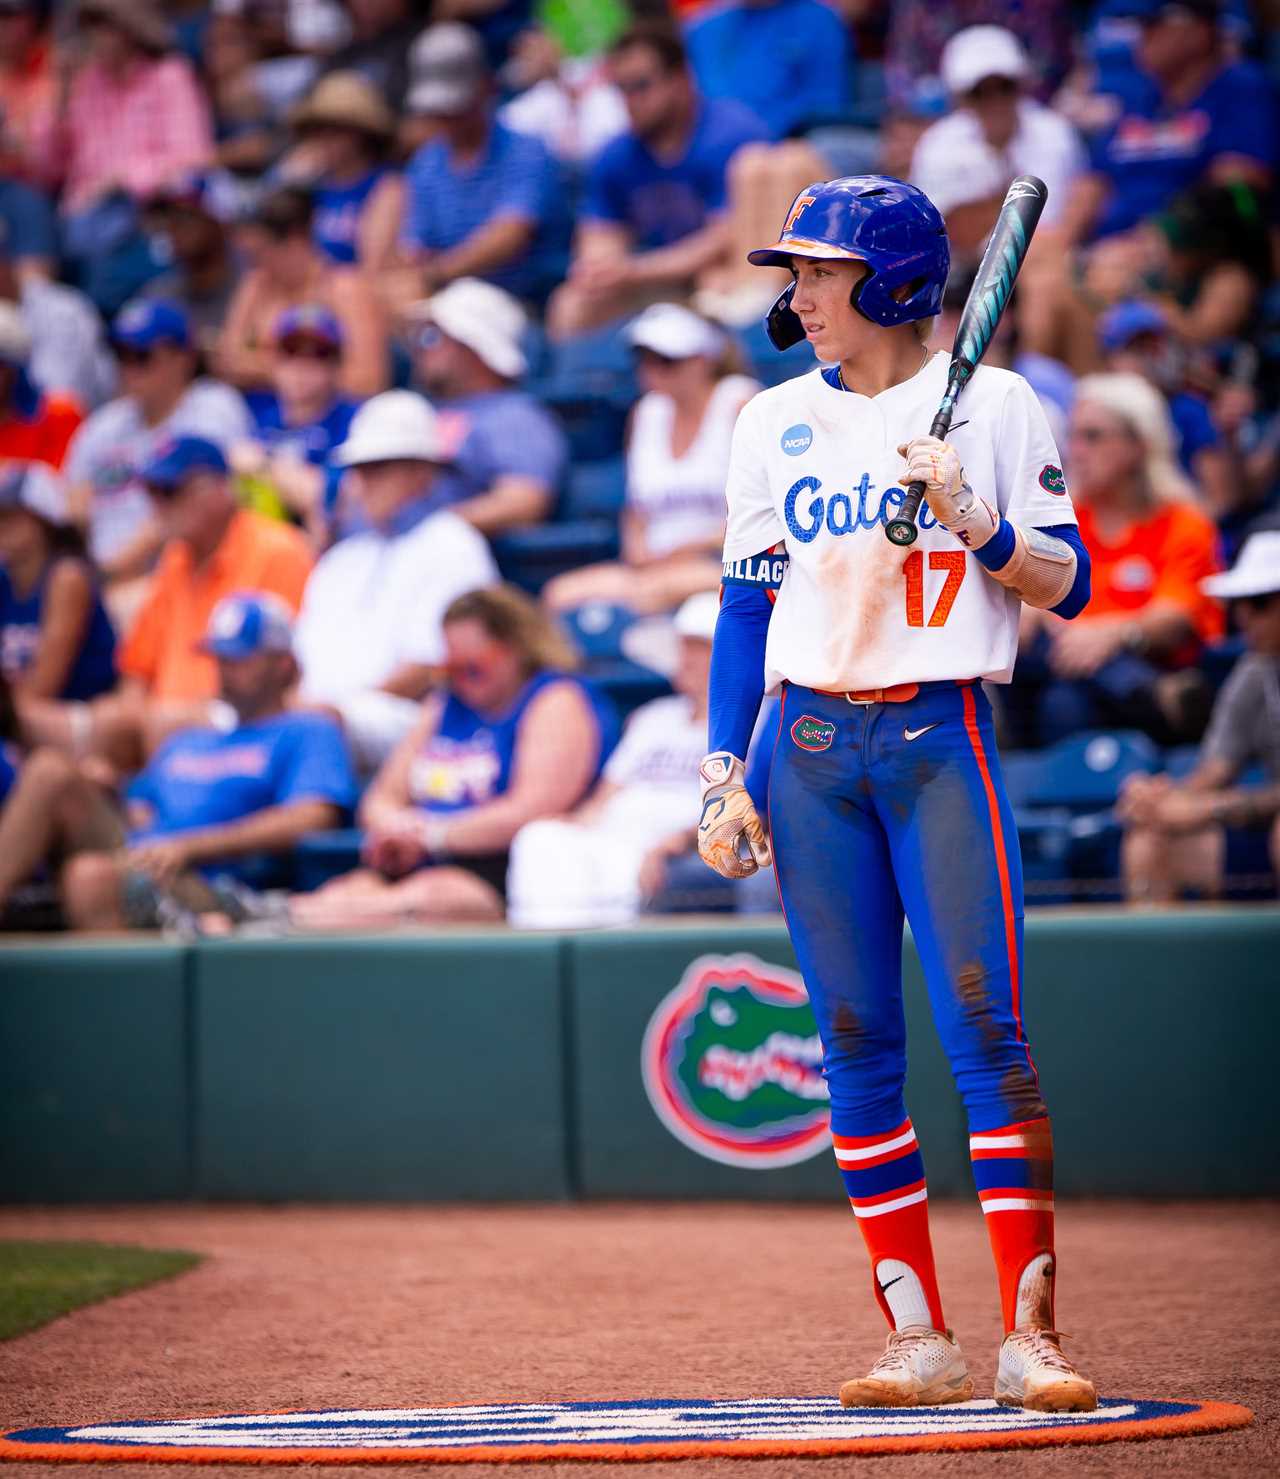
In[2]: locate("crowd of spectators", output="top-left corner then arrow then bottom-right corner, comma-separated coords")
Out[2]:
0,0 -> 1276,933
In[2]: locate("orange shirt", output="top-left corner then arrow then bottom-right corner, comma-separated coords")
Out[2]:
0,392 -> 84,471
119,509 -> 313,701
1075,500 -> 1224,644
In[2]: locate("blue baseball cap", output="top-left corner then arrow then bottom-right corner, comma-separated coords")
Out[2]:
274,303 -> 343,349
1099,300 -> 1169,352
112,298 -> 192,351
139,435 -> 229,493
199,591 -> 295,659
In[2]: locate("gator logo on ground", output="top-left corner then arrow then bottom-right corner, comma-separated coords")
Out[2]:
791,715 -> 836,752
641,953 -> 830,1169
1039,464 -> 1067,494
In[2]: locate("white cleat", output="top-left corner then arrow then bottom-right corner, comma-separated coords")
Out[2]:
839,1327 -> 975,1408
995,1327 -> 1098,1412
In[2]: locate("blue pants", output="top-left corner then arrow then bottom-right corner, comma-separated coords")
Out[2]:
768,682 -> 1046,1141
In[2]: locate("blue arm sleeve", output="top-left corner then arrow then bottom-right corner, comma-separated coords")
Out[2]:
707,582 -> 771,760
970,519 -> 1091,620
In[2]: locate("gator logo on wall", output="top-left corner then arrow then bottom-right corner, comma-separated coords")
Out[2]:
791,714 -> 836,752
641,953 -> 830,1169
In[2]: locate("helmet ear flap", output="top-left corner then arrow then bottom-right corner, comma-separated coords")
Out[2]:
765,281 -> 805,351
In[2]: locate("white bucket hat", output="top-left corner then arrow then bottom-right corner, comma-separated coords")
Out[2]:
331,391 -> 445,466
1200,531 -> 1280,600
940,25 -> 1030,96
674,589 -> 720,642
406,278 -> 528,380
626,303 -> 726,362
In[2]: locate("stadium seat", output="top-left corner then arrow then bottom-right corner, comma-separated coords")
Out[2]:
1019,730 -> 1161,810
558,603 -> 635,662
559,457 -> 626,520
587,659 -> 672,722
491,521 -> 620,594
734,318 -> 817,388
293,830 -> 364,893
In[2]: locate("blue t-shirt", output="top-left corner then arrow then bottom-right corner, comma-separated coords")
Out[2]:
685,0 -> 850,141
584,97 -> 770,250
127,712 -> 358,881
0,559 -> 117,702
403,121 -> 566,300
248,393 -> 359,467
430,389 -> 568,508
407,671 -> 617,816
1088,61 -> 1278,239
0,178 -> 58,263
312,168 -> 395,265
1169,391 -> 1220,474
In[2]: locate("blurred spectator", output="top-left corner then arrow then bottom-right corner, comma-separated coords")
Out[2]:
1120,533 -> 1280,901
139,176 -> 239,352
1,235 -> 115,410
1061,0 -> 1276,247
548,23 -> 769,336
395,24 -> 565,310
284,71 -> 404,271
0,464 -> 115,702
684,0 -> 850,140
508,589 -> 715,928
63,299 -> 250,588
229,305 -> 358,536
405,278 -> 566,533
910,26 -> 1085,258
293,392 -> 498,769
290,584 -> 613,928
0,0 -> 56,182
0,592 -> 356,931
1011,373 -> 1222,745
217,186 -> 388,400
0,177 -> 58,281
0,304 -> 84,470
497,26 -> 628,164
545,304 -> 755,614
317,0 -> 422,112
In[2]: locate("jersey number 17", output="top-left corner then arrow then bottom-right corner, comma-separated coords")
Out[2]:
904,550 -> 966,628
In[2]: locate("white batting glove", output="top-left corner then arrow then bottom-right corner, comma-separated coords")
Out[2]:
898,436 -> 998,549
698,752 -> 771,880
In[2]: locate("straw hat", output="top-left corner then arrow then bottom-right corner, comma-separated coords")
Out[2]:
78,0 -> 171,53
289,71 -> 396,141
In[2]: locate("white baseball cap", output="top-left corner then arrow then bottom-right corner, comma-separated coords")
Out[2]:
331,390 -> 445,466
406,277 -> 528,380
1200,531 -> 1280,600
940,26 -> 1030,96
674,590 -> 720,642
406,22 -> 487,116
626,303 -> 726,362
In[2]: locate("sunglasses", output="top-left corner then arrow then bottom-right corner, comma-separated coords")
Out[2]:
279,339 -> 339,362
634,346 -> 680,367
966,76 -> 1019,101
615,72 -> 662,97
117,345 -> 159,367
1237,593 -> 1280,614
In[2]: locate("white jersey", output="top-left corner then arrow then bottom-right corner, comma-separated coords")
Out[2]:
722,353 -> 1076,692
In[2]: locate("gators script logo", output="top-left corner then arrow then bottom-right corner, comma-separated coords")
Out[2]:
641,953 -> 830,1169
791,714 -> 836,752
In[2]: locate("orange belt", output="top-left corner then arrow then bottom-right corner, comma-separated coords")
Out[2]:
812,682 -> 922,705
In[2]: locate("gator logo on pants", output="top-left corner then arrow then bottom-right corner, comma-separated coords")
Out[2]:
641,953 -> 830,1169
791,714 -> 836,752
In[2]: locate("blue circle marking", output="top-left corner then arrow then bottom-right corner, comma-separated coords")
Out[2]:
781,424 -> 813,457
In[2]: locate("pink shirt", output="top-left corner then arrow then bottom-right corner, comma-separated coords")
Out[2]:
41,56 -> 212,214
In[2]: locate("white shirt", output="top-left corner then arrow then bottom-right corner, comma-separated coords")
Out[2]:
295,507 -> 498,703
722,355 -> 1075,693
910,100 -> 1085,226
598,693 -> 706,839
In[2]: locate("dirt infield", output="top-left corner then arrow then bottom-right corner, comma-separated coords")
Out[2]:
0,1203 -> 1274,1478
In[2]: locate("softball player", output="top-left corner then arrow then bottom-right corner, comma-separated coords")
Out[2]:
698,177 -> 1096,1411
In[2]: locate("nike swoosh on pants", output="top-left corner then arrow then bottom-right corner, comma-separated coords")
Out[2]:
903,723 -> 940,742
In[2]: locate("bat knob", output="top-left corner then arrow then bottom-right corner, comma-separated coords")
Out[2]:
884,517 -> 919,547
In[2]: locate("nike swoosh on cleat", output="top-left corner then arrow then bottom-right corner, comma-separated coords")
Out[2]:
878,1275 -> 905,1292
903,724 -> 940,742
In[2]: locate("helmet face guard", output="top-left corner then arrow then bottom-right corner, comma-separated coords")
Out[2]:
752,177 -> 950,351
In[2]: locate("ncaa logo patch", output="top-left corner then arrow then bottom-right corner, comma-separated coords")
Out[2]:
641,953 -> 830,1169
1039,464 -> 1067,494
791,715 -> 836,752
0,1396 -> 1253,1463
781,423 -> 813,456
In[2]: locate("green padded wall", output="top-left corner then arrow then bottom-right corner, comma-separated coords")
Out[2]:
0,943 -> 190,1201
191,934 -> 569,1199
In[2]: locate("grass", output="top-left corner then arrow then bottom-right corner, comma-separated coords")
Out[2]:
0,1240 -> 201,1341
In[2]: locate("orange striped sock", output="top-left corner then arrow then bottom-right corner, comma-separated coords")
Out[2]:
969,1116 -> 1056,1331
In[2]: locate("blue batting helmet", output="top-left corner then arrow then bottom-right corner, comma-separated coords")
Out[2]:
748,176 -> 950,348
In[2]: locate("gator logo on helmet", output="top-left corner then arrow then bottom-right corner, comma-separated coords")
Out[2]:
791,714 -> 836,751
641,953 -> 830,1169
1039,464 -> 1067,494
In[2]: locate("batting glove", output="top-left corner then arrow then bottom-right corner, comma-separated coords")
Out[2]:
698,752 -> 772,880
898,436 -> 998,549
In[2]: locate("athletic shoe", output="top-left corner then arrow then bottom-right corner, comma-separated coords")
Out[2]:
995,1327 -> 1097,1412
838,1327 -> 975,1408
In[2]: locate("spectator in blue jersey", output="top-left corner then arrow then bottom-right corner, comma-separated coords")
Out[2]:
683,0 -> 850,141
1061,0 -> 1276,247
0,590 -> 357,930
396,23 -> 565,312
229,305 -> 358,540
405,277 -> 566,535
547,22 -> 770,337
285,71 -> 404,274
0,463 -> 115,704
0,176 -> 58,282
290,584 -> 615,927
